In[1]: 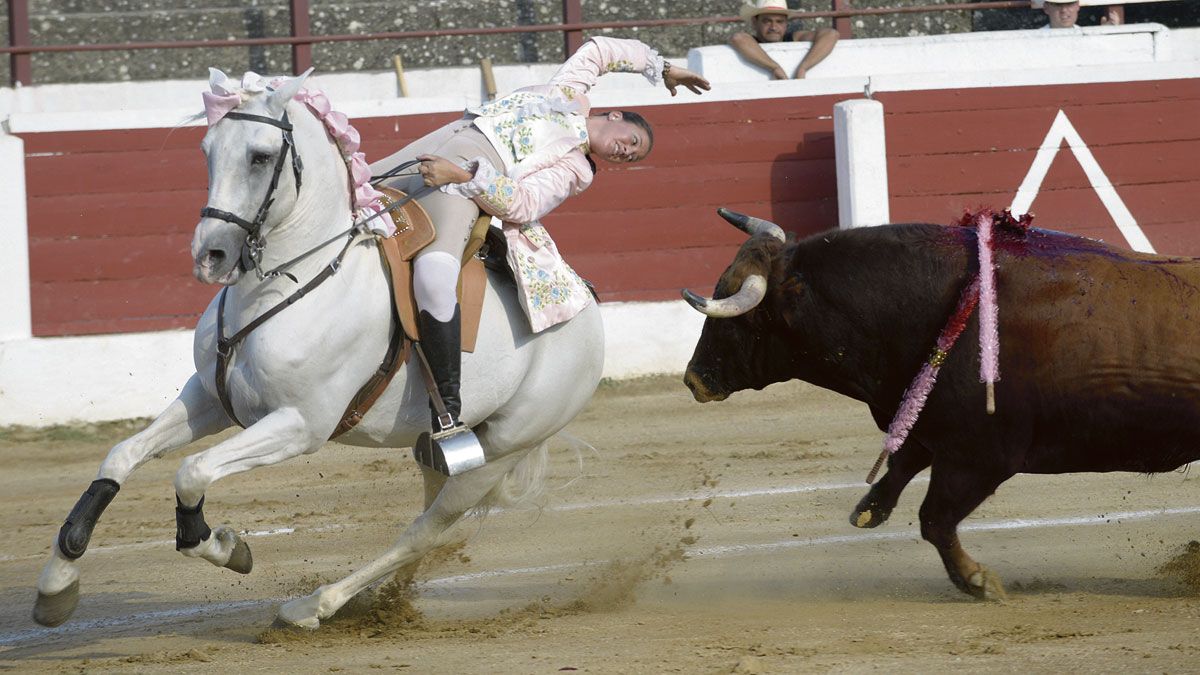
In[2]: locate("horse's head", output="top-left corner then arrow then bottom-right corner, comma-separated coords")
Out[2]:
192,69 -> 312,285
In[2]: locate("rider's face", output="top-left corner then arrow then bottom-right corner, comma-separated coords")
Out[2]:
589,113 -> 651,164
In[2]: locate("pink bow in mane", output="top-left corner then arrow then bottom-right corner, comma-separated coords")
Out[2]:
202,70 -> 393,236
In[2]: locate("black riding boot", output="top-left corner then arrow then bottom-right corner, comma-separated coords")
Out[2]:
417,305 -> 464,432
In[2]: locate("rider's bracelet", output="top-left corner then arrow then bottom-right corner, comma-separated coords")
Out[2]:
662,61 -> 672,80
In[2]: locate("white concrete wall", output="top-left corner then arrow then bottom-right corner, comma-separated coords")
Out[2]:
688,23 -> 1173,84
0,302 -> 705,427
0,131 -> 30,342
834,99 -> 889,229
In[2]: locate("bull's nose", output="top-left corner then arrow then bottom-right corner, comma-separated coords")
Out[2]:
683,370 -> 725,403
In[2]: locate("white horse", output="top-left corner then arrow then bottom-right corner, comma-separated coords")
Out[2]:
33,70 -> 604,629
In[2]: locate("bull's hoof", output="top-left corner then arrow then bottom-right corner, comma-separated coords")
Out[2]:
849,499 -> 892,529
224,535 -> 253,574
964,566 -> 1007,601
32,579 -> 79,627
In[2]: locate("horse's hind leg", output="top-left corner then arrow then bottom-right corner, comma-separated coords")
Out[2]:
34,374 -> 230,627
172,406 -> 324,573
276,449 -> 530,629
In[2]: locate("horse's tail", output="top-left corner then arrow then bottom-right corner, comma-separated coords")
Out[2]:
478,442 -> 550,512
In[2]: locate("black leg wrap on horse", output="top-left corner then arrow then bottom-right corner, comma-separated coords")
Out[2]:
175,496 -> 212,550
56,478 -> 120,560
417,306 -> 463,429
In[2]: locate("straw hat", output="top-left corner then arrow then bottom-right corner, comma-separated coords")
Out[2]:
739,0 -> 801,21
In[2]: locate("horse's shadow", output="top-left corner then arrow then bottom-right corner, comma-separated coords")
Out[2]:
0,590 -> 272,661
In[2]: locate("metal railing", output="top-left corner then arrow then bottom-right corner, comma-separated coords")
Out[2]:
2,0 -> 1030,87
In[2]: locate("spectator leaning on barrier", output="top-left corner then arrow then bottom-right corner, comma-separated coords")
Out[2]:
729,0 -> 839,79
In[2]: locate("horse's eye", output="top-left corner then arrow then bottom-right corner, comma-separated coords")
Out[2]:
251,152 -> 273,166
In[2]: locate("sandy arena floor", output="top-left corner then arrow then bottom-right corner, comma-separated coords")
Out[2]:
3,376 -> 1200,673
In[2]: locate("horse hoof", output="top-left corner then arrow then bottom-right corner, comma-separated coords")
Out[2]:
966,567 -> 1007,601
277,596 -> 322,630
32,579 -> 79,627
270,616 -> 317,632
224,536 -> 253,574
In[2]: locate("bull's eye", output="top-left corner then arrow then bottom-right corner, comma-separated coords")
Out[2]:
250,152 -> 273,166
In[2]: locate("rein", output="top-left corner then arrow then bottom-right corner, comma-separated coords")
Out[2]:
214,230 -> 365,426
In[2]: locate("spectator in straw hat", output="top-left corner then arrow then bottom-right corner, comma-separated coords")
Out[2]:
730,0 -> 839,79
1038,0 -> 1082,28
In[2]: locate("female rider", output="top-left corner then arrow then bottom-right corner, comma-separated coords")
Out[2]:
371,36 -> 710,441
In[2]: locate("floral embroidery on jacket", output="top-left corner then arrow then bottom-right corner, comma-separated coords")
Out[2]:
604,59 -> 636,73
510,224 -> 586,316
478,175 -> 518,214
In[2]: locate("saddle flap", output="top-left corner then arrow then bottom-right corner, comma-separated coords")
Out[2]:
377,185 -> 435,260
378,235 -> 487,354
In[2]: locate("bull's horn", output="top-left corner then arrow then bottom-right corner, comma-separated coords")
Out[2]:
717,208 -> 786,242
680,274 -> 768,318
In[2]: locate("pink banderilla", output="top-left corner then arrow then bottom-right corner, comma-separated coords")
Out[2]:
975,211 -> 1001,414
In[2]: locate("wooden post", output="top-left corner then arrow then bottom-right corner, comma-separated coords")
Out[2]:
833,0 -> 853,39
480,57 -> 497,101
392,54 -> 408,97
8,0 -> 31,86
562,0 -> 584,58
290,0 -> 313,75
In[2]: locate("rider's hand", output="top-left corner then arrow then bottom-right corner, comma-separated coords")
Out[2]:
416,154 -> 473,188
663,64 -> 712,97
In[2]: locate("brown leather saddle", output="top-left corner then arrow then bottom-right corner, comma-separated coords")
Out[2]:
331,186 -> 493,438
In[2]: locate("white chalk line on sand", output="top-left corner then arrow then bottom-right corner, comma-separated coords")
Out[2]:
0,478 -> 923,564
3,502 -> 1198,649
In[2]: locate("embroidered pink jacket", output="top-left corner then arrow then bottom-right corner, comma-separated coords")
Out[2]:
442,36 -> 665,332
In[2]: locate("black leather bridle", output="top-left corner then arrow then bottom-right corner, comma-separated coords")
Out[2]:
199,109 -> 304,275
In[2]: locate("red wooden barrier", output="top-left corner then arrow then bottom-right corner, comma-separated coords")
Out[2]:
19,78 -> 1200,337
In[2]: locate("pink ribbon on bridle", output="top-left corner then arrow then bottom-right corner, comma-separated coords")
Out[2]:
201,91 -> 242,126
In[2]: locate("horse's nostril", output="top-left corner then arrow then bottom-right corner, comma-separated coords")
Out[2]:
207,249 -> 226,264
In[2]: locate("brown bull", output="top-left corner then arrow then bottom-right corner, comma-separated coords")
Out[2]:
683,208 -> 1200,600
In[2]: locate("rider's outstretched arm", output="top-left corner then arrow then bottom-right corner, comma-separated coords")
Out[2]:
549,36 -> 666,95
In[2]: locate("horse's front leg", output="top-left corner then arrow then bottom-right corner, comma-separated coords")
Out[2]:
34,374 -> 231,627
172,406 -> 324,573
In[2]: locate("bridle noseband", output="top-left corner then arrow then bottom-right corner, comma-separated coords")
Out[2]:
199,109 -> 304,275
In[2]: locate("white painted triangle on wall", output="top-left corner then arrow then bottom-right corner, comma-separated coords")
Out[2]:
1009,109 -> 1155,254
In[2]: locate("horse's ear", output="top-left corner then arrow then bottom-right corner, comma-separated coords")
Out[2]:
267,69 -> 313,114
207,68 -> 233,94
